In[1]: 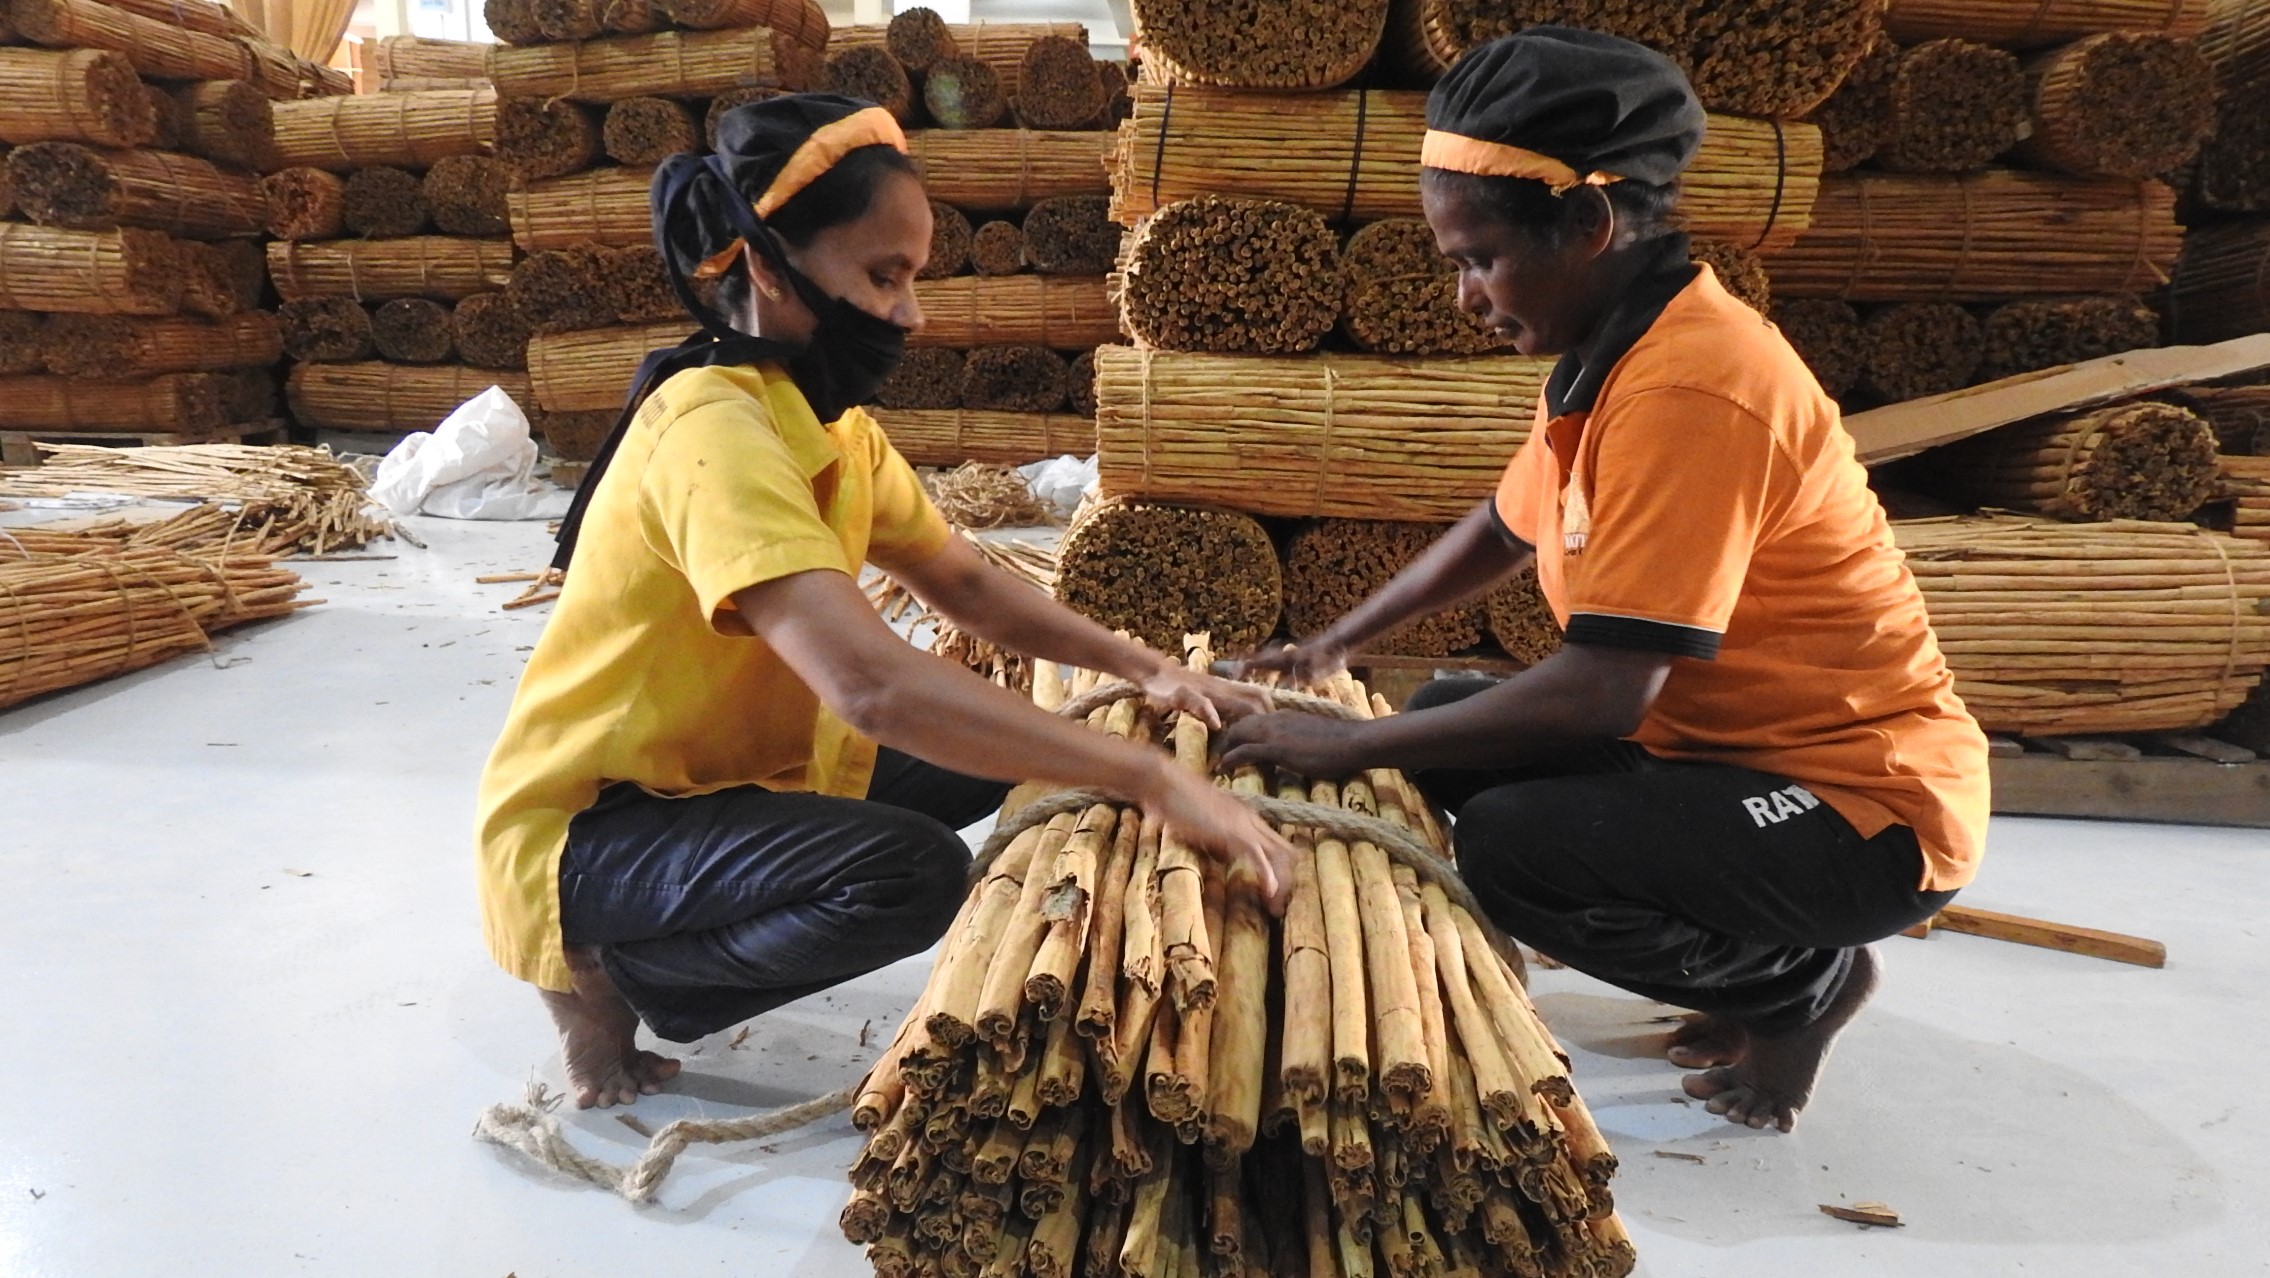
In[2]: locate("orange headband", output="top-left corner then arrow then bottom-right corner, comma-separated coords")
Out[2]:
691,106 -> 912,281
1419,129 -> 1622,197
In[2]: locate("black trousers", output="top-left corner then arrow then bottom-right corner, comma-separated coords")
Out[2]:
558,749 -> 1012,1042
1407,677 -> 1956,1035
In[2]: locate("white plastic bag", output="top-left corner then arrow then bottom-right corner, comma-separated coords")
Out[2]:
370,385 -> 574,521
1018,454 -> 1098,518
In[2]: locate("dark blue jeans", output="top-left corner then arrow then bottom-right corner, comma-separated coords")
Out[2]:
1406,677 -> 1954,1034
559,749 -> 1012,1042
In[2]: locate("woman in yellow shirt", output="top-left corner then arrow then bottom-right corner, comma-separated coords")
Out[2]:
477,96 -> 1292,1110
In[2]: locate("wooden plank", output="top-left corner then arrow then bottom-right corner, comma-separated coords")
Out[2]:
2160,734 -> 2258,764
1931,904 -> 2166,969
1989,756 -> 2270,828
2026,736 -> 2143,762
1845,334 -> 2270,465
1986,736 -> 2027,759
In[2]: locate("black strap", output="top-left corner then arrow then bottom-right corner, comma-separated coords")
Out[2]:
1339,86 -> 1370,230
1752,119 -> 1787,252
1148,80 -> 1175,212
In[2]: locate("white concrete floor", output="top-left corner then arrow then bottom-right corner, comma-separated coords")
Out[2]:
0,517 -> 2264,1277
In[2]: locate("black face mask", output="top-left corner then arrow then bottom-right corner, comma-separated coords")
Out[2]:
769,247 -> 908,424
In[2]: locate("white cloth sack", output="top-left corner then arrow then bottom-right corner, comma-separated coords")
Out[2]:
370,385 -> 574,521
1018,454 -> 1098,518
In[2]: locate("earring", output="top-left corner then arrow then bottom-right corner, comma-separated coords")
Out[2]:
761,284 -> 782,300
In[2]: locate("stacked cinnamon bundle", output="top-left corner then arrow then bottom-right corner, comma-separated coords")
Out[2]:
260,71 -> 536,439
831,10 -> 1126,470
1761,0 -> 2211,408
1061,0 -> 1887,664
0,540 -> 310,709
0,0 -> 331,456
1894,515 -> 2270,734
367,35 -> 488,93
483,0 -> 824,464
2172,0 -> 2270,349
494,6 -> 1124,472
842,644 -> 1632,1278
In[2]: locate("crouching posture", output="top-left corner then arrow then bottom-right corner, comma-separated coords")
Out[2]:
476,96 -> 1292,1108
1222,31 -> 1989,1132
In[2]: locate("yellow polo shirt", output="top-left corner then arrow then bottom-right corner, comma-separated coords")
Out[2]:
475,362 -> 952,991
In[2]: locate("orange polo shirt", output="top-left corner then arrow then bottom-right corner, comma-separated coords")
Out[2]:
1491,242 -> 1988,890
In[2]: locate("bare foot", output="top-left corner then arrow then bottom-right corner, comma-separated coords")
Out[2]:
538,946 -> 682,1109
1665,1013 -> 1750,1069
1680,946 -> 1880,1132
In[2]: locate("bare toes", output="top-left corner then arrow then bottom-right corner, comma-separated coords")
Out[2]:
1682,1067 -> 1735,1102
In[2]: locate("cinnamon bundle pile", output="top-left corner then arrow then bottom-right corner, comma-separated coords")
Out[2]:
841,643 -> 1632,1278
1899,516 -> 2270,735
1922,400 -> 2222,522
1284,520 -> 1485,659
1339,220 -> 1505,358
0,542 -> 310,711
1054,501 -> 1283,655
1119,196 -> 1344,356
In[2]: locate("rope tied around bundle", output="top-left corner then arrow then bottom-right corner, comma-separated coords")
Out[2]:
979,679 -> 1504,937
473,675 -> 1514,1204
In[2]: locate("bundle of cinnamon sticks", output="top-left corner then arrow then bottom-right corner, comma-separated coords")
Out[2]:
841,638 -> 1631,1278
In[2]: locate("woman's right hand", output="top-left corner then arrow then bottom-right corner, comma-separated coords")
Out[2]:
1235,634 -> 1351,689
1139,766 -> 1295,917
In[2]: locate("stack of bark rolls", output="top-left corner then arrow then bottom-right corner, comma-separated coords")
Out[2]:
0,0 -> 328,455
847,9 -> 1128,468
262,85 -> 530,435
1893,515 -> 2270,734
1064,0 -> 1855,663
503,6 -> 1126,471
1751,0 -> 2213,408
2172,0 -> 2270,338
368,35 -> 489,93
484,0 -> 826,462
841,644 -> 1635,1278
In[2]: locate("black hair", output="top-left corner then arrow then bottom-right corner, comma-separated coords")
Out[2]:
711,142 -> 919,317
1422,169 -> 1681,246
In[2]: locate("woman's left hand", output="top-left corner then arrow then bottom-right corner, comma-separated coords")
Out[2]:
1139,665 -> 1275,729
1214,712 -> 1369,777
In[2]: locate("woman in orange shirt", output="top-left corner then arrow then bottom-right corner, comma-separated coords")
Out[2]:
1225,31 -> 1989,1133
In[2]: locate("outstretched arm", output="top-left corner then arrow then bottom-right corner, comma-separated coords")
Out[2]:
735,568 -> 1293,912
889,533 -> 1272,726
1217,643 -> 1673,779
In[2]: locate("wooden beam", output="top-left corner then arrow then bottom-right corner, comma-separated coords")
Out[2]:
1844,334 -> 2270,465
2161,734 -> 2258,764
1990,756 -> 2270,828
2026,737 -> 2143,762
1929,905 -> 2166,969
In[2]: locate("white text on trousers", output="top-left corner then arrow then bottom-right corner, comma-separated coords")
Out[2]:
1743,785 -> 1821,828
